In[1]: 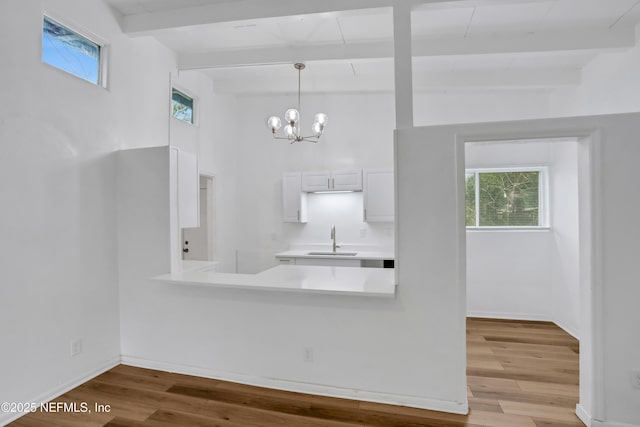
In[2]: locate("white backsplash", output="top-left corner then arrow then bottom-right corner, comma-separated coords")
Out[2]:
284,192 -> 394,252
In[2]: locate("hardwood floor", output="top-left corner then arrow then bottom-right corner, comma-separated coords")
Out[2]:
9,318 -> 582,427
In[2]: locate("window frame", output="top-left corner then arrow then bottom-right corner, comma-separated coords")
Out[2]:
171,86 -> 198,126
41,13 -> 109,88
465,166 -> 549,230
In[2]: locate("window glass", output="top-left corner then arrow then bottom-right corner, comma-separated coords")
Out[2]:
466,169 -> 543,228
465,172 -> 476,226
172,89 -> 194,124
478,171 -> 539,226
42,16 -> 101,85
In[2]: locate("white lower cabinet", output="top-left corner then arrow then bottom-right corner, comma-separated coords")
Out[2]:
294,258 -> 362,267
278,257 -> 361,267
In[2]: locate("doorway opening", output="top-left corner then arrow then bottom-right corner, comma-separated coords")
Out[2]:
463,136 -> 593,424
182,174 -> 216,262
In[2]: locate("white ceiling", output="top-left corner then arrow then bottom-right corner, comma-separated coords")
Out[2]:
105,0 -> 640,93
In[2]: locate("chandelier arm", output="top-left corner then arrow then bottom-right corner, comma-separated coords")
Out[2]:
299,134 -> 322,140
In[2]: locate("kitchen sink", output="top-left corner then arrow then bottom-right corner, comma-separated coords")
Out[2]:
307,251 -> 358,256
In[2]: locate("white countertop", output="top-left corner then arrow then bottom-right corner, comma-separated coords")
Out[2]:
275,249 -> 394,261
154,265 -> 396,298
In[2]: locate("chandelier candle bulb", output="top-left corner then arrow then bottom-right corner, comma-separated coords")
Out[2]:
284,124 -> 295,138
267,116 -> 282,133
314,113 -> 328,126
312,121 -> 323,136
266,63 -> 328,143
285,109 -> 299,125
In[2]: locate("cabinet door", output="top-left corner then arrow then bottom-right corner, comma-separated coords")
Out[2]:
177,149 -> 200,228
301,171 -> 331,192
332,169 -> 362,191
282,172 -> 307,223
363,170 -> 394,222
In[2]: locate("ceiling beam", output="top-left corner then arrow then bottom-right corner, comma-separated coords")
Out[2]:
178,28 -> 634,70
209,68 -> 580,93
121,0 -> 551,36
122,0 -> 417,35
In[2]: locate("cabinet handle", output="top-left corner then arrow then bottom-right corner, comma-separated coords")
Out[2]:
364,209 -> 367,221
297,210 -> 300,221
332,178 -> 335,188
327,178 -> 330,189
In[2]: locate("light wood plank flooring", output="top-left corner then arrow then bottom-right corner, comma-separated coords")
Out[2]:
9,318 -> 583,426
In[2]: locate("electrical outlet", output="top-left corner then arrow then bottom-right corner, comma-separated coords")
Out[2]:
71,339 -> 83,357
631,370 -> 640,389
360,228 -> 366,238
303,347 -> 314,362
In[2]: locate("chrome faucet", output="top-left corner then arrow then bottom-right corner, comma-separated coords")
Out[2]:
331,225 -> 340,252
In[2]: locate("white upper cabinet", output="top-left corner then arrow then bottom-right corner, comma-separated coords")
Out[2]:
301,169 -> 362,192
282,172 -> 307,223
332,170 -> 363,191
301,171 -> 331,192
363,170 -> 394,222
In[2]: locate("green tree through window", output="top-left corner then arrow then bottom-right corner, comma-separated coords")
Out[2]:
466,170 -> 542,227
465,173 -> 476,226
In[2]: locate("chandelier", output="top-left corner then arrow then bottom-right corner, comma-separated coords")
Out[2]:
267,63 -> 328,143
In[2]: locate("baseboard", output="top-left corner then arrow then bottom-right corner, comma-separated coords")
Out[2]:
0,356 -> 120,427
576,404 -> 591,426
121,355 -> 469,415
467,311 -> 551,322
555,319 -> 580,340
466,312 -> 581,340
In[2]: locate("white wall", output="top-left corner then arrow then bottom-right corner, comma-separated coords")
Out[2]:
395,125 -> 469,412
0,0 -> 179,423
197,91 -> 238,273
415,89 -> 552,126
550,28 -> 640,116
465,140 -> 580,336
550,141 -> 580,338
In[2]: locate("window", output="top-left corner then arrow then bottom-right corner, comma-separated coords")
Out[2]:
466,168 -> 546,228
172,89 -> 194,124
42,16 -> 104,86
